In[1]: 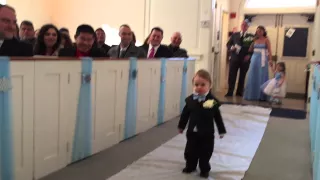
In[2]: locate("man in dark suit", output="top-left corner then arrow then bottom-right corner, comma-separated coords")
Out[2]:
140,27 -> 173,58
168,32 -> 188,58
108,24 -> 146,58
95,28 -> 111,55
19,20 -> 36,47
59,24 -> 106,57
225,20 -> 254,97
0,5 -> 33,56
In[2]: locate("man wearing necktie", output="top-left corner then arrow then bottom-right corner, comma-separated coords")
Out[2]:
140,27 -> 173,58
107,24 -> 146,58
225,19 -> 254,97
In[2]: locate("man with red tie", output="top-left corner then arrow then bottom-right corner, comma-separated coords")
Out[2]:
140,27 -> 173,58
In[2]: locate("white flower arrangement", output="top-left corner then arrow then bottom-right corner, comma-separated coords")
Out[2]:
243,36 -> 254,42
203,99 -> 216,109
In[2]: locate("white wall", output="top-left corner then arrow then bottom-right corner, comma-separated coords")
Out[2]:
312,5 -> 320,61
7,0 -> 54,28
10,57 -> 195,180
228,0 -> 317,31
145,0 -> 213,70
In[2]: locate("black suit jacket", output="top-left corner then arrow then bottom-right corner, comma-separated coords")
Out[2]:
93,43 -> 110,56
168,44 -> 188,58
0,38 -> 33,56
108,43 -> 146,58
227,32 -> 254,61
58,47 -> 107,57
178,93 -> 226,136
140,44 -> 173,58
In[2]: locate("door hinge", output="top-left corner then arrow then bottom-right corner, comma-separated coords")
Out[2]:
120,70 -> 123,79
66,142 -> 70,152
68,73 -> 70,84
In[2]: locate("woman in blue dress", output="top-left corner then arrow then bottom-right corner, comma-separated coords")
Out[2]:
244,26 -> 273,101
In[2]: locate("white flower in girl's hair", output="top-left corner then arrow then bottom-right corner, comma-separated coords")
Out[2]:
203,99 -> 215,109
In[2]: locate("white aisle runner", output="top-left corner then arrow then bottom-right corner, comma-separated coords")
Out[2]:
108,105 -> 272,180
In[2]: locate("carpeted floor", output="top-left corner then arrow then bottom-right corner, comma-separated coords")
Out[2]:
40,114 -> 312,180
243,116 -> 311,180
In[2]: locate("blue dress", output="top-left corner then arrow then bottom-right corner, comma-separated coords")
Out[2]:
244,44 -> 269,101
275,72 -> 281,86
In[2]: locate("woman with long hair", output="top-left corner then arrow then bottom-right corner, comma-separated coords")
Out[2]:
34,24 -> 61,56
243,26 -> 273,101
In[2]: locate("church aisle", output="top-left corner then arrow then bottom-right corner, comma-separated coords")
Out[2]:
108,105 -> 271,180
40,99 -> 311,180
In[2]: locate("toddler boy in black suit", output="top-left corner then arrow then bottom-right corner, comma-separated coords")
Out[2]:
178,69 -> 227,178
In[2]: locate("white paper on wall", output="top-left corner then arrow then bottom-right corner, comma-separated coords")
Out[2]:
286,28 -> 296,38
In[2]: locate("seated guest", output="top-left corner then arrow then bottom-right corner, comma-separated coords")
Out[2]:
140,27 -> 173,58
94,28 -> 110,55
108,24 -> 146,58
142,34 -> 150,46
34,24 -> 61,56
19,20 -> 36,46
132,31 -> 136,44
168,32 -> 188,58
34,29 -> 39,38
0,5 -> 33,56
59,24 -> 105,57
14,23 -> 19,39
60,33 -> 73,48
59,27 -> 69,36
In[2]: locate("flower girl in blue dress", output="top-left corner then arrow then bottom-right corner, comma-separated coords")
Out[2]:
261,62 -> 287,104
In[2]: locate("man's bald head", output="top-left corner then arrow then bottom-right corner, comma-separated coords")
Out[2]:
171,32 -> 182,47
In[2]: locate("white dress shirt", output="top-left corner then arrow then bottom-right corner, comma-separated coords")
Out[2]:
0,40 -> 4,49
193,91 -> 210,132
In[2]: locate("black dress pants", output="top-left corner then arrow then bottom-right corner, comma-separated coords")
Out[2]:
184,132 -> 214,173
227,55 -> 250,95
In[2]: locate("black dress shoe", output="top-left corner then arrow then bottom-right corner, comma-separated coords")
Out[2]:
200,172 -> 209,178
225,93 -> 233,97
236,93 -> 242,97
182,167 -> 196,174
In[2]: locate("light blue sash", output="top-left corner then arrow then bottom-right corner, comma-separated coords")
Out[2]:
72,57 -> 93,162
0,56 -> 14,180
180,58 -> 188,113
157,58 -> 167,124
124,57 -> 138,139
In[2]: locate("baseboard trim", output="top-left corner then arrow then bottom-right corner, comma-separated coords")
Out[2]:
286,93 -> 306,100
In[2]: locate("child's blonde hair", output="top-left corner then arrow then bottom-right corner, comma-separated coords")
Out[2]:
192,69 -> 212,85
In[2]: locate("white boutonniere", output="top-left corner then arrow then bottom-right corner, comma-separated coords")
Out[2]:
243,36 -> 254,42
203,99 -> 216,109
